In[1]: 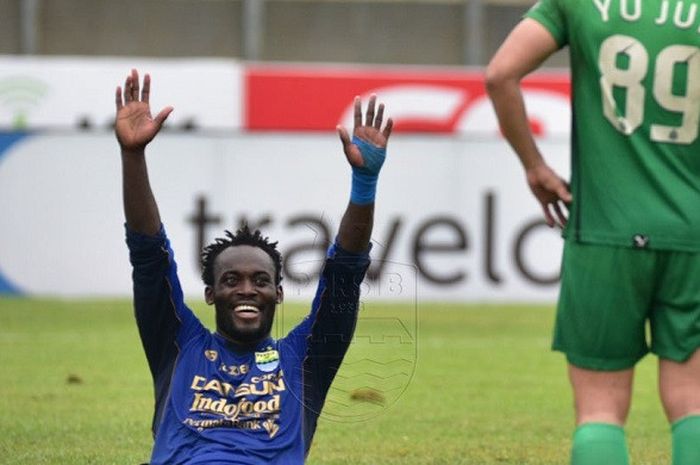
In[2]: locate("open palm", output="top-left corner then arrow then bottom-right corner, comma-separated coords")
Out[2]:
337,95 -> 393,168
115,69 -> 172,152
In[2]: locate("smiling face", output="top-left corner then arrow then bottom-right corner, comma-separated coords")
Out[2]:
204,245 -> 283,347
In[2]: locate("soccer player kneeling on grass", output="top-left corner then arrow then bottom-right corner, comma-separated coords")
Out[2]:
486,1 -> 700,464
114,69 -> 393,464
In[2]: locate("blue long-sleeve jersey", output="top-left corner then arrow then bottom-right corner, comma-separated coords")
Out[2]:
126,225 -> 370,465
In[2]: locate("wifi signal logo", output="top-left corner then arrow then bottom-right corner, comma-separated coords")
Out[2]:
0,76 -> 49,130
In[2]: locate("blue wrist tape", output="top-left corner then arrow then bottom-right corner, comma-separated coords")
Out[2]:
350,136 -> 386,205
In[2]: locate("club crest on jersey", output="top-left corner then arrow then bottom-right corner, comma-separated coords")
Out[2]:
204,350 -> 218,362
255,348 -> 280,372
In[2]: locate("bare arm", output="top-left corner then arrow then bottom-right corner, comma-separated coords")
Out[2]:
335,95 -> 393,253
115,69 -> 173,236
485,19 -> 571,227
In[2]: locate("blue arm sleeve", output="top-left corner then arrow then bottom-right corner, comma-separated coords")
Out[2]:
286,241 -> 371,454
125,224 -> 204,434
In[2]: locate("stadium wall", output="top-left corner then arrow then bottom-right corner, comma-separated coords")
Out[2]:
0,57 -> 571,302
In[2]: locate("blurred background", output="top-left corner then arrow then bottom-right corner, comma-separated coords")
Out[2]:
0,0 -> 567,66
0,0 -> 571,302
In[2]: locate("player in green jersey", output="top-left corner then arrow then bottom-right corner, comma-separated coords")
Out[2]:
486,1 -> 700,464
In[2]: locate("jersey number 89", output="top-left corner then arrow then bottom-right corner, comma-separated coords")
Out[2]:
598,35 -> 700,145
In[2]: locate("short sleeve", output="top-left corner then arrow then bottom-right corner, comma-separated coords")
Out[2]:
525,0 -> 568,47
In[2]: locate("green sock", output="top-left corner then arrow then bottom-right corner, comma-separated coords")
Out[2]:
672,415 -> 700,465
571,423 -> 629,465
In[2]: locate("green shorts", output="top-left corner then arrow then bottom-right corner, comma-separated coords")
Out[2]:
554,240 -> 700,370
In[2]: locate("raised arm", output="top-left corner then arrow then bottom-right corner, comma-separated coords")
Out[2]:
297,96 -> 393,454
485,19 -> 571,228
115,69 -> 173,236
335,95 -> 393,252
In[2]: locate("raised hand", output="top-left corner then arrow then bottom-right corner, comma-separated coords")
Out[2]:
337,95 -> 393,171
526,163 -> 572,228
115,69 -> 173,153
336,95 -> 394,208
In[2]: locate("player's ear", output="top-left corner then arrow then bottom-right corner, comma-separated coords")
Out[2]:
276,285 -> 284,304
204,286 -> 214,305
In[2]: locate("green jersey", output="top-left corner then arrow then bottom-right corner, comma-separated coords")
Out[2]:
527,0 -> 700,251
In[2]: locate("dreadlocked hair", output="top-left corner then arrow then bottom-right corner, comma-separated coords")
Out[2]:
201,224 -> 283,286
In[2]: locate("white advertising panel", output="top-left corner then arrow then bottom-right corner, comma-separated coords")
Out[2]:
0,57 -> 242,130
0,132 -> 569,301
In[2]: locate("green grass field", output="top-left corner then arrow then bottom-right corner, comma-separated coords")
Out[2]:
0,298 -> 670,464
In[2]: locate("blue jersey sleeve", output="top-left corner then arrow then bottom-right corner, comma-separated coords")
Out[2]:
284,241 -> 371,454
125,224 -> 206,434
